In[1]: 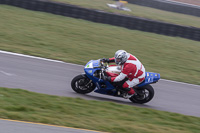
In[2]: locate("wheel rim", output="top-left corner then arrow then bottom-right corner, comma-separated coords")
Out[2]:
135,89 -> 150,100
75,78 -> 93,91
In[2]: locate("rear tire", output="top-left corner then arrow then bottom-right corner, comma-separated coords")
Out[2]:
129,84 -> 154,104
71,74 -> 96,94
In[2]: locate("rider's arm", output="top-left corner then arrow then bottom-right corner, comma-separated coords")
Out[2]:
109,57 -> 115,63
111,72 -> 127,82
111,64 -> 129,82
110,64 -> 137,82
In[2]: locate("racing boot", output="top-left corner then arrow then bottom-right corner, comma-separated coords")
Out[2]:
123,88 -> 135,99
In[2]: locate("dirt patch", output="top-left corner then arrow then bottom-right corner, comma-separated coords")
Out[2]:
172,0 -> 200,6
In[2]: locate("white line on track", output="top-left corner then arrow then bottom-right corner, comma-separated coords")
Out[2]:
160,79 -> 200,87
0,50 -> 199,87
0,50 -> 83,67
160,0 -> 200,8
0,70 -> 15,76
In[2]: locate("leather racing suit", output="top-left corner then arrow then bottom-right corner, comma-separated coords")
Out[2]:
108,53 -> 145,94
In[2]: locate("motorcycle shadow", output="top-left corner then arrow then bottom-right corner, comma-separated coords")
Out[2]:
69,92 -> 152,108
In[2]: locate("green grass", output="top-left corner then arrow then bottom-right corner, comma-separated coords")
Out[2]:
0,87 -> 199,133
0,5 -> 200,85
52,0 -> 200,28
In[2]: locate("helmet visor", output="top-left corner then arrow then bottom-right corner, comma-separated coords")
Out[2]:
115,58 -> 122,65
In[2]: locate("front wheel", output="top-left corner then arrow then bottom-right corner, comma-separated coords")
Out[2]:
71,74 -> 96,94
129,84 -> 154,104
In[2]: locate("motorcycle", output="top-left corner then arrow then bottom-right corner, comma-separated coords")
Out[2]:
71,59 -> 160,104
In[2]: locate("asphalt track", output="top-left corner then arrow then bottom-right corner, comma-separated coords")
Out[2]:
155,0 -> 200,8
0,119 -> 103,133
0,51 -> 199,132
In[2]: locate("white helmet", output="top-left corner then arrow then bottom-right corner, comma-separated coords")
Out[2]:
114,50 -> 128,65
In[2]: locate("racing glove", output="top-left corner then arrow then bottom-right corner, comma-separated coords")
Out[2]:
100,58 -> 110,63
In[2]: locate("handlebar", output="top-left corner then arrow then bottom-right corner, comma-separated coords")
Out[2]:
100,60 -> 108,69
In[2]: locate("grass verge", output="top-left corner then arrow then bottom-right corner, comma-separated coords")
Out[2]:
52,0 -> 200,28
0,87 -> 199,133
0,5 -> 200,85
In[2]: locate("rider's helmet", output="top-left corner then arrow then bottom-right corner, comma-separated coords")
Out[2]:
114,50 -> 128,65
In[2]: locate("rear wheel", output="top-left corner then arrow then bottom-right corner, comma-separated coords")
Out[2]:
71,74 -> 96,94
129,84 -> 154,104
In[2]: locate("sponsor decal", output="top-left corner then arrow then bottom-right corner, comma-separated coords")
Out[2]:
85,62 -> 93,68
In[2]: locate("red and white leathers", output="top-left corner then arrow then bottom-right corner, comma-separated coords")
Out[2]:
109,53 -> 145,89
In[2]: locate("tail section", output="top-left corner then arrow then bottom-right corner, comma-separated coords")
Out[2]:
137,72 -> 160,87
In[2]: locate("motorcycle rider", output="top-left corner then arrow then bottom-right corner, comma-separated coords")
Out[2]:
101,50 -> 145,98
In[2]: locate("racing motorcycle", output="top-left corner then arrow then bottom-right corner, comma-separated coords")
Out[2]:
71,59 -> 160,104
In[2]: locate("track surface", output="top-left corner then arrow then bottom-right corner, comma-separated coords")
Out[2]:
168,0 -> 200,6
0,51 -> 199,118
0,119 -> 102,133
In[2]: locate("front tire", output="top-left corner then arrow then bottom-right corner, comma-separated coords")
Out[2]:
71,74 -> 96,94
129,84 -> 154,104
